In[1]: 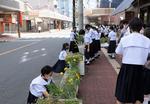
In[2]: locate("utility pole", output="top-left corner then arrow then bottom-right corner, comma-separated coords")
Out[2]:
17,12 -> 21,38
73,0 -> 76,28
78,0 -> 84,30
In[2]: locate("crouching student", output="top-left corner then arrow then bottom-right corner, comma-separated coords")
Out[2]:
27,65 -> 54,104
53,43 -> 69,73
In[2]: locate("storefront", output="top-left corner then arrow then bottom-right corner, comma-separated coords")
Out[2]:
0,13 -> 17,33
138,0 -> 150,24
0,0 -> 24,33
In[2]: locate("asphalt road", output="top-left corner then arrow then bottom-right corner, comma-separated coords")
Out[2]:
0,37 -> 69,104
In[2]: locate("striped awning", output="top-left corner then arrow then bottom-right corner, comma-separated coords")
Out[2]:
112,0 -> 134,15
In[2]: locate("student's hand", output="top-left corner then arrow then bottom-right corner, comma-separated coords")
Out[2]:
43,91 -> 49,98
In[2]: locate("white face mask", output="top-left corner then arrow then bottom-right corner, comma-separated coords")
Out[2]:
140,28 -> 144,34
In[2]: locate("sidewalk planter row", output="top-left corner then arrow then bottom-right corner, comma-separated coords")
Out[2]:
37,53 -> 83,104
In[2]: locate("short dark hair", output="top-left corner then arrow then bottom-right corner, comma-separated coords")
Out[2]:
129,17 -> 143,32
85,24 -> 91,30
62,42 -> 69,50
110,26 -> 114,31
79,29 -> 85,35
41,65 -> 53,76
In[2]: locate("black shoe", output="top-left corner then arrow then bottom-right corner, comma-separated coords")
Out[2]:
111,56 -> 115,59
85,61 -> 90,65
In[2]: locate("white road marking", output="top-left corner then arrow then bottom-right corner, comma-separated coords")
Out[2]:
0,42 -> 37,56
32,50 -> 39,53
41,54 -> 47,56
24,52 -> 29,55
41,48 -> 46,51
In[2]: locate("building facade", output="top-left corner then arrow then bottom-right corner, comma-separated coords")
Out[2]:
0,0 -> 24,33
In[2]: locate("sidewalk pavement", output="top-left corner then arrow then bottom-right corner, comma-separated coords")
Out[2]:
78,48 -> 149,104
0,35 -> 16,42
78,48 -> 118,104
0,29 -> 71,42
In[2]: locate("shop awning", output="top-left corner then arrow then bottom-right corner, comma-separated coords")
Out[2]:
112,0 -> 134,15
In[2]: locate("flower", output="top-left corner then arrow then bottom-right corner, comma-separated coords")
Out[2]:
64,67 -> 68,71
60,72 -> 64,75
76,73 -> 80,79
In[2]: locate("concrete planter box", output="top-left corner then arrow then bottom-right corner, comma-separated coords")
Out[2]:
78,44 -> 84,54
78,57 -> 85,76
57,98 -> 82,104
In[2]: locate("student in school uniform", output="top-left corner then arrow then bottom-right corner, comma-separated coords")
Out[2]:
115,17 -> 150,104
143,23 -> 150,104
90,26 -> 97,59
107,26 -> 117,59
92,26 -> 101,58
84,24 -> 93,65
69,27 -> 79,53
95,27 -> 101,57
27,65 -> 54,104
53,43 -> 69,73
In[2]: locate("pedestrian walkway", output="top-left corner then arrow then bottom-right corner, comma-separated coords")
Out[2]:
78,48 -> 118,104
0,35 -> 16,42
0,29 -> 71,42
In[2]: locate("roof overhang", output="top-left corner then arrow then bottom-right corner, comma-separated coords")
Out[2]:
0,0 -> 24,12
85,8 -> 115,17
112,0 -> 134,15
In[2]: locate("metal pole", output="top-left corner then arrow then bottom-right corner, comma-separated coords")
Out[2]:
108,0 -> 112,25
137,0 -> 140,17
17,12 -> 21,38
78,0 -> 84,30
73,0 -> 76,28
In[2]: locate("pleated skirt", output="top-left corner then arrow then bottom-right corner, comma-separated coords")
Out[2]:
115,64 -> 144,103
53,60 -> 66,73
108,40 -> 116,53
69,41 -> 79,53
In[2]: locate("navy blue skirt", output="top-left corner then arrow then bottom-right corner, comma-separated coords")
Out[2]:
53,60 -> 66,73
108,40 -> 116,53
69,41 -> 79,53
144,68 -> 150,95
95,40 -> 101,51
27,91 -> 38,104
115,64 -> 144,103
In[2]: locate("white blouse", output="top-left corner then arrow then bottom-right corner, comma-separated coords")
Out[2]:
30,75 -> 52,97
70,32 -> 75,41
108,31 -> 116,41
116,32 -> 150,65
59,50 -> 67,60
90,29 -> 96,39
94,30 -> 100,40
84,31 -> 92,45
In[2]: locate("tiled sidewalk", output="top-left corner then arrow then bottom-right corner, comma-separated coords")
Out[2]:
78,50 -> 117,104
0,35 -> 16,42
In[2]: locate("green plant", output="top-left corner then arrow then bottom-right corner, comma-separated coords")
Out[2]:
66,53 -> 83,68
37,54 -> 83,104
101,37 -> 108,43
76,34 -> 84,44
